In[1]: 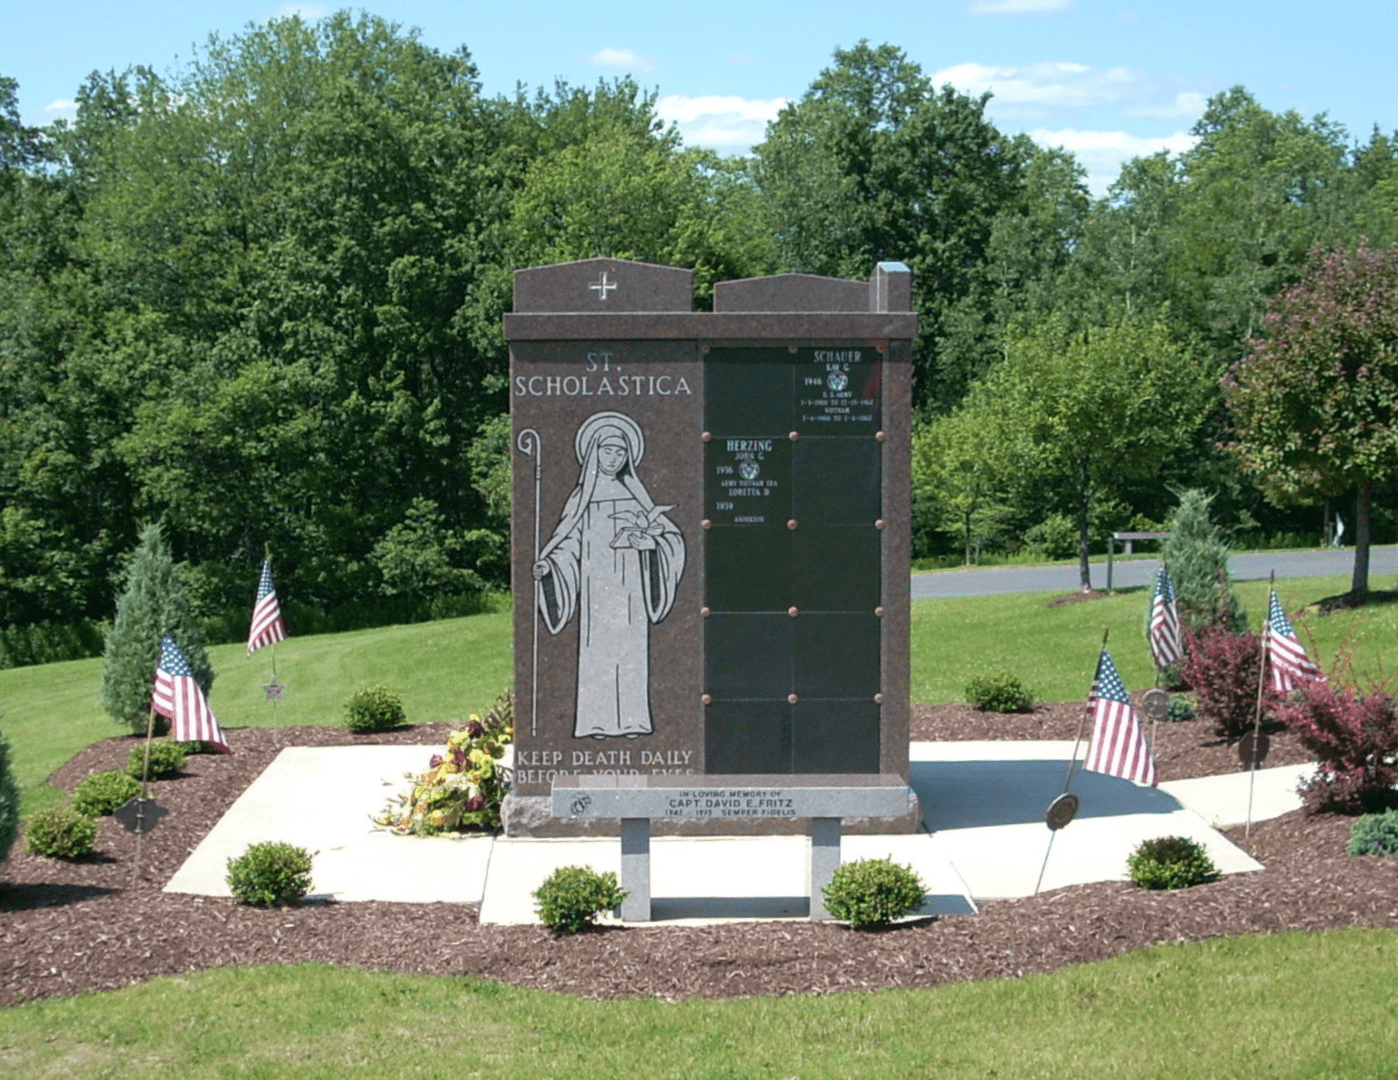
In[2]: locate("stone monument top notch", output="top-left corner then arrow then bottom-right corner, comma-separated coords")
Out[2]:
513,257 -> 694,314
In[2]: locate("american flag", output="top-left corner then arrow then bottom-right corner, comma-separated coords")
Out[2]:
1265,589 -> 1325,692
152,633 -> 231,753
246,558 -> 287,655
1148,566 -> 1182,670
1084,648 -> 1157,786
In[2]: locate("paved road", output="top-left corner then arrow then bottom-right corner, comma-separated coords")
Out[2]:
911,546 -> 1398,599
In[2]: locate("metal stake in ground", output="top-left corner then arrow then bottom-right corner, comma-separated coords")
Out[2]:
1035,627 -> 1108,895
517,428 -> 543,737
1245,571 -> 1275,841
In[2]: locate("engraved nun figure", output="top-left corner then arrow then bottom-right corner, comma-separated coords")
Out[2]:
532,411 -> 686,738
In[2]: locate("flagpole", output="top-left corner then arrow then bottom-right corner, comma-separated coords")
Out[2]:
1245,572 -> 1274,841
1037,627 -> 1109,895
133,628 -> 164,889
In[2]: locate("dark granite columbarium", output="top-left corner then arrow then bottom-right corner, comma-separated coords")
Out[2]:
503,258 -> 919,838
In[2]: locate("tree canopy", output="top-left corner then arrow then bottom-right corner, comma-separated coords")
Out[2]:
1224,242 -> 1398,592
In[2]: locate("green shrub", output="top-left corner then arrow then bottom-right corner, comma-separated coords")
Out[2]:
964,672 -> 1034,713
24,804 -> 98,859
1166,694 -> 1195,722
822,857 -> 927,928
532,865 -> 627,934
1127,836 -> 1220,889
344,684 -> 406,733
0,731 -> 20,863
71,770 -> 143,818
127,739 -> 188,781
1348,809 -> 1398,856
226,841 -> 314,906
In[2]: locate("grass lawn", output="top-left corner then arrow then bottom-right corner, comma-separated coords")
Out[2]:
0,613 -> 512,816
912,574 -> 1398,703
0,929 -> 1394,1078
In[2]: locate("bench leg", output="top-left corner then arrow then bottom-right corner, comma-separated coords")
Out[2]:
619,818 -> 651,922
808,817 -> 841,920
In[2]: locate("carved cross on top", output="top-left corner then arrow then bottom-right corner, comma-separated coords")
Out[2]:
589,272 -> 617,301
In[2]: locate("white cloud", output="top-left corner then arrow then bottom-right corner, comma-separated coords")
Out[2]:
932,60 -> 1137,112
584,47 -> 661,74
1124,90 -> 1209,121
262,3 -> 330,21
43,99 -> 77,116
967,0 -> 1076,13
1029,127 -> 1197,195
656,94 -> 787,154
931,58 -> 1210,131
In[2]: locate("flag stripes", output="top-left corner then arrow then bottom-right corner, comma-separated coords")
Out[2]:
152,633 -> 231,753
1265,589 -> 1324,693
1084,648 -> 1157,786
1148,567 -> 1182,670
247,557 -> 287,655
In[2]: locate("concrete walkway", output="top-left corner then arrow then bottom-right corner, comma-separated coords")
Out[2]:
165,741 -> 1311,924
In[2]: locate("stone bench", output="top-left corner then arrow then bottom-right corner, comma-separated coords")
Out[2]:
550,774 -> 915,921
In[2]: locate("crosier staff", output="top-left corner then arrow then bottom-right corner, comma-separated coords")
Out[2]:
517,428 -> 542,737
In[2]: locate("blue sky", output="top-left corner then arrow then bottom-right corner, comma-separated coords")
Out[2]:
5,1 -> 1396,194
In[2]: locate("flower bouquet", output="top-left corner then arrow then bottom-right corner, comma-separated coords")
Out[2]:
374,690 -> 514,835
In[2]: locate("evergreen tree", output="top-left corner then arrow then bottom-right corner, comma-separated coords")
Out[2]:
100,522 -> 214,733
0,728 -> 19,863
1161,490 -> 1246,630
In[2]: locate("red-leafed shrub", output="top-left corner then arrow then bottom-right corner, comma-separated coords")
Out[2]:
1180,625 -> 1283,739
1274,683 -> 1398,814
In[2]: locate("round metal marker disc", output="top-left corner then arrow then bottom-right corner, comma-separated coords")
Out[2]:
113,796 -> 169,836
1141,688 -> 1170,722
1238,731 -> 1271,769
1046,792 -> 1080,831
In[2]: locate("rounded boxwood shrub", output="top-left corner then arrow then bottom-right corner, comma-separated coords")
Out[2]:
126,739 -> 187,781
532,865 -> 627,934
72,770 -> 143,818
1127,836 -> 1220,890
226,841 -> 314,907
25,804 -> 98,859
964,672 -> 1034,713
822,857 -> 927,929
1348,809 -> 1398,856
344,684 -> 406,733
0,731 -> 20,863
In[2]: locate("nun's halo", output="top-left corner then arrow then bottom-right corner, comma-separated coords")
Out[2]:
574,411 -> 644,466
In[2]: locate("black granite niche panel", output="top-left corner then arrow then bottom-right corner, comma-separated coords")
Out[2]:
705,436 -> 792,527
704,701 -> 792,774
796,347 -> 882,434
792,700 -> 881,773
704,614 -> 793,698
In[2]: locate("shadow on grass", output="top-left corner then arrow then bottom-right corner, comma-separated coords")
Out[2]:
1308,589 -> 1398,614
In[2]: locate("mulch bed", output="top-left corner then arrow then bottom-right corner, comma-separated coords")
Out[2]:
3,711 -> 1394,1008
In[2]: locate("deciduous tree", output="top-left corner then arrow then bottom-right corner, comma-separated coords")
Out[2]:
1224,242 -> 1398,593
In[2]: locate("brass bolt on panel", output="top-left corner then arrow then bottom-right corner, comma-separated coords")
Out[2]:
874,693 -> 884,704
701,606 -> 711,617
788,431 -> 799,441
787,606 -> 799,618
701,694 -> 712,705
702,519 -> 712,530
702,431 -> 712,442
876,430 -> 886,442
787,519 -> 798,530
875,519 -> 885,530
788,694 -> 799,704
875,606 -> 884,618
